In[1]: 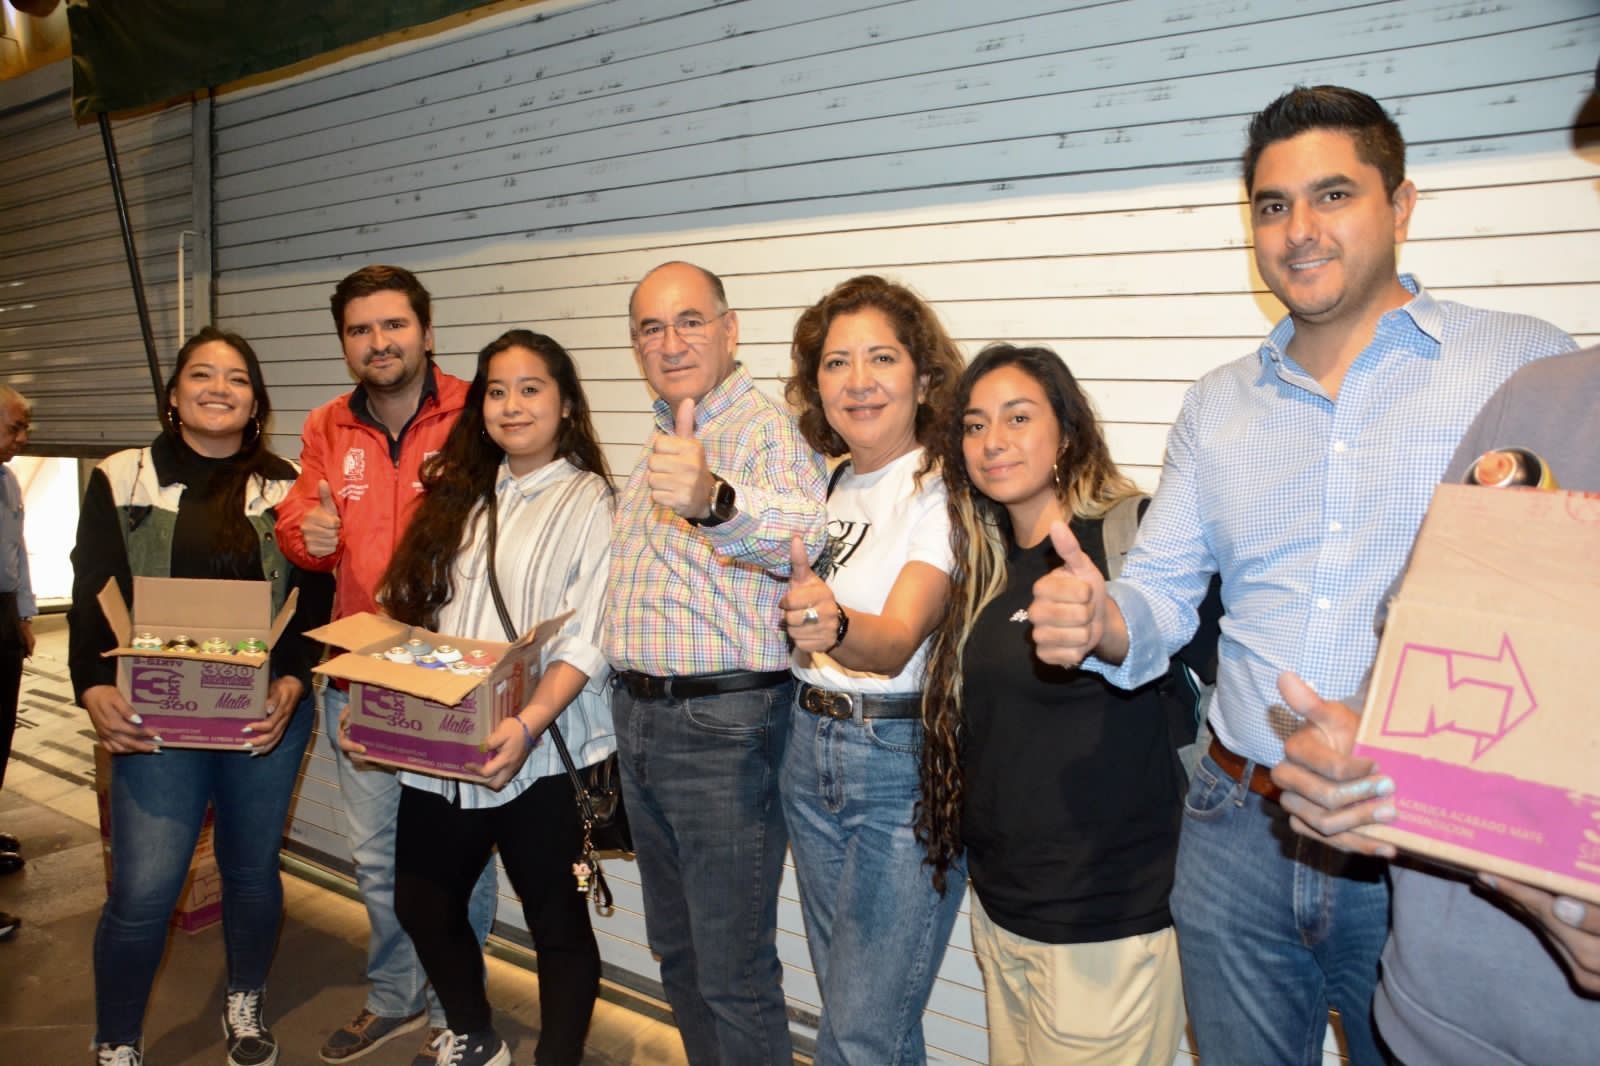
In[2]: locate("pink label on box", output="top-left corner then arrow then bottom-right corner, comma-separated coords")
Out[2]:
137,714 -> 253,747
348,721 -> 485,775
1354,745 -> 1600,888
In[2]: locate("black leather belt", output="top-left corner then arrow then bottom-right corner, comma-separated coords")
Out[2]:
615,669 -> 790,701
797,682 -> 922,721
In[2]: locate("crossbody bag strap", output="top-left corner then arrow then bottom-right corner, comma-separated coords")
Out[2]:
481,493 -> 597,822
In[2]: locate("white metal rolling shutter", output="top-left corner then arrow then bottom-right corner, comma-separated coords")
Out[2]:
0,64 -> 198,457
208,2 -> 1600,1061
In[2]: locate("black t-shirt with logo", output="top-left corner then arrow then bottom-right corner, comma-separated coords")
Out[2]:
960,515 -> 1181,944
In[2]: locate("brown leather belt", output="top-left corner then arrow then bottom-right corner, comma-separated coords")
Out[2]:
797,682 -> 921,721
1207,736 -> 1283,804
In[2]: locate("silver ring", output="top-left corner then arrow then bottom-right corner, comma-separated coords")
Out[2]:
802,606 -> 820,626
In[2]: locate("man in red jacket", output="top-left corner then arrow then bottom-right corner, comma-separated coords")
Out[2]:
276,265 -> 498,1066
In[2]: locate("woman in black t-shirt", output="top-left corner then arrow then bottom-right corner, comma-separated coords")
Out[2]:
918,344 -> 1187,1065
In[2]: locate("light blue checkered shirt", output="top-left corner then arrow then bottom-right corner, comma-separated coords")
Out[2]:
1091,276 -> 1575,766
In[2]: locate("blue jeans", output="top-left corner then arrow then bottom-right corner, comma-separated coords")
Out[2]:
321,684 -> 497,1026
1170,751 -> 1391,1066
780,702 -> 965,1066
613,678 -> 793,1066
95,692 -> 315,1044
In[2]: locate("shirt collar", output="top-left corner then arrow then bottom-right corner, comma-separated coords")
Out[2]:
348,360 -> 441,430
495,456 -> 576,498
1257,274 -> 1435,366
651,363 -> 752,432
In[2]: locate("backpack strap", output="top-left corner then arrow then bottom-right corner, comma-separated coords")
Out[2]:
1100,493 -> 1150,582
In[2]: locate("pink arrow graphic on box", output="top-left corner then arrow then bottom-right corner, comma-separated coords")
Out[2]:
1378,634 -> 1536,761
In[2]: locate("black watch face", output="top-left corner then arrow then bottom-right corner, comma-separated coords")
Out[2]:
712,478 -> 736,519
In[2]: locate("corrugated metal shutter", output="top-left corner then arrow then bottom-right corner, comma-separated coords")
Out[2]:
209,2 -> 1600,1062
0,66 -> 197,457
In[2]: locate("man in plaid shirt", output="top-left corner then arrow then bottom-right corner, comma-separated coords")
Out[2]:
605,261 -> 826,1065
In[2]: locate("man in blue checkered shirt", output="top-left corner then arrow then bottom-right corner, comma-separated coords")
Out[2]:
1025,85 -> 1575,1064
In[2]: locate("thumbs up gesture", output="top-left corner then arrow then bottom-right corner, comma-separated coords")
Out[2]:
302,479 -> 343,558
1027,521 -> 1111,667
780,535 -> 838,653
648,397 -> 717,520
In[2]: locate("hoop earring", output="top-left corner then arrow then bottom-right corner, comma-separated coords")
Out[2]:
242,414 -> 262,445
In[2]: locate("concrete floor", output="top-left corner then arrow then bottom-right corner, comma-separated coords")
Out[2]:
0,615 -> 693,1066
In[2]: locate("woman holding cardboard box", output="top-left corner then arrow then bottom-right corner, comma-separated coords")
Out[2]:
67,326 -> 334,1066
339,328 -> 615,1066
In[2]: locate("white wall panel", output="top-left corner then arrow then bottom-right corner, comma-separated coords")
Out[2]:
208,1 -> 1600,1061
0,63 -> 198,456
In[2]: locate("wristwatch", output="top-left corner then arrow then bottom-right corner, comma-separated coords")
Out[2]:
691,474 -> 737,528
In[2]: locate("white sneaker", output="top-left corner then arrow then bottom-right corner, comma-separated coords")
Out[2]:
94,1044 -> 143,1066
432,1029 -> 510,1066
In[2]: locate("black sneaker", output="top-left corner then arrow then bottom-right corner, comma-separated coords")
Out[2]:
321,1007 -> 428,1062
431,1029 -> 510,1066
0,910 -> 18,941
222,989 -> 279,1066
94,1044 -> 143,1066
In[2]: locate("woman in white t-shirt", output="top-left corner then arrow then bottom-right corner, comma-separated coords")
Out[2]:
777,275 -> 968,1065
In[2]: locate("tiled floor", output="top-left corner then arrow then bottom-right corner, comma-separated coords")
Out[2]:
0,615 -> 694,1065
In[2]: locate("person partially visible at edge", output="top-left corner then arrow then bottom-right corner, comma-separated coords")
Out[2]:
1271,344 -> 1600,1065
1021,85 -> 1575,1064
775,275 -> 967,1065
273,265 -> 498,1066
338,329 -> 615,1066
603,261 -> 826,1065
919,344 -> 1205,1065
68,327 -> 334,1066
0,385 -> 36,943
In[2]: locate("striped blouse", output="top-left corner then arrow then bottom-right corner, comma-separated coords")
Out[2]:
399,457 -> 615,808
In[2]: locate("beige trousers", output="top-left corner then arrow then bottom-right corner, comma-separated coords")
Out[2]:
970,896 -> 1187,1065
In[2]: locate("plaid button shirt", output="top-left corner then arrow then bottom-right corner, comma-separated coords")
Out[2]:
604,365 -> 827,675
1094,277 -> 1575,766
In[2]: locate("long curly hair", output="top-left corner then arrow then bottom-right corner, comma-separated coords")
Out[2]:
163,326 -> 277,573
783,274 -> 964,476
379,329 -> 611,628
916,344 -> 1141,891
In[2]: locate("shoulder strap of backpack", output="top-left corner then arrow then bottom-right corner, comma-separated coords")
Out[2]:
1101,493 -> 1150,581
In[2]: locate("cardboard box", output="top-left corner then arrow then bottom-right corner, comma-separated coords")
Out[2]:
94,746 -> 222,933
307,611 -> 567,781
1354,483 -> 1600,904
97,576 -> 298,750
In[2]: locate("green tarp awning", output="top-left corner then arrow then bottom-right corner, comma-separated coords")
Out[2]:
69,1 -> 488,118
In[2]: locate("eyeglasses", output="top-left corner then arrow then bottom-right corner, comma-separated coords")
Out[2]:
632,309 -> 729,351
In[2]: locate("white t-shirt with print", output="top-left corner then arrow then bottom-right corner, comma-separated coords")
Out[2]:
792,447 -> 951,696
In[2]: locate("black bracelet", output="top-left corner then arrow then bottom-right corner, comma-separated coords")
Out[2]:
824,605 -> 850,654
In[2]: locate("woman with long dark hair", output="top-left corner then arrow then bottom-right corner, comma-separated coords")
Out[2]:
919,344 -> 1195,1065
69,326 -> 333,1066
777,275 -> 967,1064
341,329 -> 614,1066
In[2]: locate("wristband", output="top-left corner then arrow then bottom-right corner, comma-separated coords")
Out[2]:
824,605 -> 850,654
516,715 -> 535,750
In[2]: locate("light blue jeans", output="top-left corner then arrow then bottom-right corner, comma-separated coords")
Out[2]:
321,683 -> 497,1026
96,691 -> 315,1044
780,701 -> 965,1066
613,678 -> 793,1066
1170,750 -> 1391,1065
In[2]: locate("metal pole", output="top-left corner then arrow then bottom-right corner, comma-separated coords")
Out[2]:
97,111 -> 166,414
